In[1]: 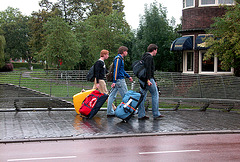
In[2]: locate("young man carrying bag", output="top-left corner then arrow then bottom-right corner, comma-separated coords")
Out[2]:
137,44 -> 164,120
107,46 -> 133,117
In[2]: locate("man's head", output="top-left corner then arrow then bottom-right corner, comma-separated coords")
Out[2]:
100,49 -> 109,60
118,46 -> 128,56
147,44 -> 158,56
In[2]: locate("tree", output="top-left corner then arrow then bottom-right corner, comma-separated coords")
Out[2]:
0,7 -> 30,62
132,2 -> 176,71
39,0 -> 88,24
88,0 -> 113,16
0,33 -> 6,68
40,16 -> 81,70
112,0 -> 124,12
87,0 -> 125,17
74,10 -> 131,69
28,9 -> 61,59
205,2 -> 240,76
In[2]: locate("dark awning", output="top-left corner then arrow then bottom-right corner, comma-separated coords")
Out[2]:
195,35 -> 213,50
170,36 -> 193,51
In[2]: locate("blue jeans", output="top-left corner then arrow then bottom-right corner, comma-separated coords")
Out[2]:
138,78 -> 161,118
107,79 -> 128,115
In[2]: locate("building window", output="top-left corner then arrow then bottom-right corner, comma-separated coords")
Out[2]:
199,51 -> 233,74
187,52 -> 194,71
200,0 -> 234,6
201,0 -> 215,5
202,52 -> 214,72
183,51 -> 194,73
183,0 -> 194,8
218,0 -> 234,4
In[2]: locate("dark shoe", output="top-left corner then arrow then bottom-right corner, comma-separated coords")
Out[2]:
154,115 -> 164,120
107,114 -> 115,117
138,116 -> 149,120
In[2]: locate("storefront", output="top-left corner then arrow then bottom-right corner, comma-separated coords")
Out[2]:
171,35 -> 234,75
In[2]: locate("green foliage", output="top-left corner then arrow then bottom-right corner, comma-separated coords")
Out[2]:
87,0 -> 125,17
28,9 -> 61,59
132,2 -> 176,71
89,0 -> 113,16
0,35 -> 6,68
0,7 -> 30,61
206,3 -> 240,76
12,62 -> 44,69
0,0 -> 180,72
75,10 -> 131,69
40,16 -> 81,70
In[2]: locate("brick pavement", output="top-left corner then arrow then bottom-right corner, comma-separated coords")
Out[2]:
1,110 -> 240,142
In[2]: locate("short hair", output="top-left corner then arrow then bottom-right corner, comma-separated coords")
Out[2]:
100,49 -> 109,57
118,46 -> 128,54
147,44 -> 158,52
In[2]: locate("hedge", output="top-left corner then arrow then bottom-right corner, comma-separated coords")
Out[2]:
12,62 -> 44,69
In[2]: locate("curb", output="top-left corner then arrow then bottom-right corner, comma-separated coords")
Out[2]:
1,130 -> 240,144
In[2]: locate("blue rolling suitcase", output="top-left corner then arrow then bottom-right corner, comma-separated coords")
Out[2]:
115,90 -> 144,122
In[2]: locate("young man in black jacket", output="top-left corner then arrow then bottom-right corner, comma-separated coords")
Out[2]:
93,49 -> 116,110
138,44 -> 164,120
93,49 -> 109,94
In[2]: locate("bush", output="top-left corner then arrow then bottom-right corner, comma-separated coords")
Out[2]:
12,62 -> 44,69
0,63 -> 13,72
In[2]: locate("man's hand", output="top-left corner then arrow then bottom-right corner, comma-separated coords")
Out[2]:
129,77 -> 133,82
111,83 -> 116,88
147,80 -> 152,86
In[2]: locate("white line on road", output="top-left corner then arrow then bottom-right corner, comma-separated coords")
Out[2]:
8,156 -> 77,161
139,150 -> 200,155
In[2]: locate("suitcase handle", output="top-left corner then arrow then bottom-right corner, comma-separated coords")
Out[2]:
123,99 -> 133,108
108,87 -> 114,95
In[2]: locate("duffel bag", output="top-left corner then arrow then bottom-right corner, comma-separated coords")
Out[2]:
115,90 -> 142,121
79,90 -> 108,119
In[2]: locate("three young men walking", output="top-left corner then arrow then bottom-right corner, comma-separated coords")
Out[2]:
92,44 -> 164,120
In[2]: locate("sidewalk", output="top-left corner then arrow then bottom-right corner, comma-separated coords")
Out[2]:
1,110 -> 240,142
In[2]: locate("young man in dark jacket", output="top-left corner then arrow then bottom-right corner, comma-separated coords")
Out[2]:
138,44 -> 164,120
93,49 -> 109,94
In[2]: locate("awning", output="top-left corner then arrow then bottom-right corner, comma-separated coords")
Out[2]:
170,36 -> 193,51
195,35 -> 213,50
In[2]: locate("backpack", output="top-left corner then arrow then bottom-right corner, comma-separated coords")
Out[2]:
106,62 -> 114,82
132,54 -> 149,82
132,59 -> 147,81
106,56 -> 122,82
86,65 -> 95,82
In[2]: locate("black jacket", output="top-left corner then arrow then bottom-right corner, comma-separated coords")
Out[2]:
142,52 -> 155,80
94,59 -> 106,83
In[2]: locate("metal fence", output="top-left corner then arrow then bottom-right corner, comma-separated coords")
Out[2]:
0,70 -> 240,111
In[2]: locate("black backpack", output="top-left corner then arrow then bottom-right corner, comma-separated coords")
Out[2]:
86,64 -> 95,82
132,54 -> 149,82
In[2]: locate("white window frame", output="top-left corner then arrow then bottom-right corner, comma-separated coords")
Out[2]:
183,51 -> 194,74
199,0 -> 235,7
183,0 -> 195,9
199,51 -> 234,75
182,34 -> 195,74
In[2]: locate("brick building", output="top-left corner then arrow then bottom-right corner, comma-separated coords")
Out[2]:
171,0 -> 235,75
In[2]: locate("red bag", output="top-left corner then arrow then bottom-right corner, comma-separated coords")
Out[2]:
79,90 -> 108,118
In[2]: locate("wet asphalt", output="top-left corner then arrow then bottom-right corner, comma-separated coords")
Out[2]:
1,109 -> 240,142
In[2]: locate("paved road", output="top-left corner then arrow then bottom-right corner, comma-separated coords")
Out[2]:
1,134 -> 240,162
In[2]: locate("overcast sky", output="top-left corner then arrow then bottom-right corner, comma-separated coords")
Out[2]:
0,0 -> 182,29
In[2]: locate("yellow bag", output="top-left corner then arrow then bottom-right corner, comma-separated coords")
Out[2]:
73,89 -> 95,114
